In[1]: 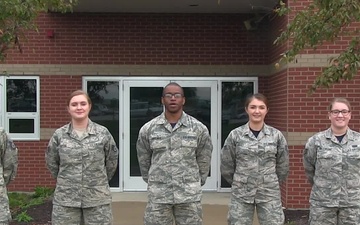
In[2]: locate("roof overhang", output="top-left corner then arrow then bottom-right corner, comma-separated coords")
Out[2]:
74,0 -> 279,14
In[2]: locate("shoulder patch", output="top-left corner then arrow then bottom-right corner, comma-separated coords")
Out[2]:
7,140 -> 16,150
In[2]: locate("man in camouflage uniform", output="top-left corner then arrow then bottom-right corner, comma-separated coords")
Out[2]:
221,93 -> 289,225
137,82 -> 213,225
304,97 -> 360,225
0,128 -> 18,225
46,90 -> 119,225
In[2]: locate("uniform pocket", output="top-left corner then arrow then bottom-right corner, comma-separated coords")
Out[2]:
314,176 -> 331,188
181,134 -> 198,148
317,149 -> 334,159
348,151 -> 360,159
150,138 -> 167,152
347,179 -> 360,188
316,149 -> 337,171
264,145 -> 277,159
148,174 -> 167,183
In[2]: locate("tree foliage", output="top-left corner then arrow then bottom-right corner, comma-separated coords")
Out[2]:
274,0 -> 360,93
0,0 -> 78,61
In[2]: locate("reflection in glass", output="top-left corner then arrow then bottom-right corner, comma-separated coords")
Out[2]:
130,87 -> 163,176
87,81 -> 120,187
183,87 -> 211,132
9,119 -> 34,133
6,79 -> 37,112
221,82 -> 254,188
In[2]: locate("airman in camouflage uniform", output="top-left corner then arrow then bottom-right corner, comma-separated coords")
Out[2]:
221,93 -> 289,225
137,82 -> 213,225
0,129 -> 18,225
304,98 -> 360,225
46,90 -> 119,225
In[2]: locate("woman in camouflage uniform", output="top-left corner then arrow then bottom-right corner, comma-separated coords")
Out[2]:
46,90 -> 119,225
221,93 -> 289,225
304,98 -> 360,225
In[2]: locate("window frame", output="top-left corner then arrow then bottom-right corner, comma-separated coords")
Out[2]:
4,76 -> 40,140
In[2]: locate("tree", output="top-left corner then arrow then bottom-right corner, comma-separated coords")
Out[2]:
0,0 -> 78,61
274,0 -> 360,93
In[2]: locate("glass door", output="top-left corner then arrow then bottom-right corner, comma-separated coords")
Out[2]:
123,80 -> 218,191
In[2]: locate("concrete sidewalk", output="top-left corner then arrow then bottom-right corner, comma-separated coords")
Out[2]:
111,192 -> 260,225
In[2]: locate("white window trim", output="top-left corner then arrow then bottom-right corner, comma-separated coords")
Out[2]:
5,76 -> 40,140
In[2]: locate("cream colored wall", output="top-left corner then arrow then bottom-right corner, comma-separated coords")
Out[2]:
0,64 -> 268,76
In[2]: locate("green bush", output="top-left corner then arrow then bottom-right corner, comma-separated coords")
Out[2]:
8,186 -> 54,222
15,211 -> 33,222
32,186 -> 55,198
8,192 -> 32,209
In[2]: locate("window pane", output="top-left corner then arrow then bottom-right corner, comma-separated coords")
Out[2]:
9,119 -> 35,133
87,81 -> 120,188
221,82 -> 254,188
7,79 -> 37,112
183,87 -> 211,176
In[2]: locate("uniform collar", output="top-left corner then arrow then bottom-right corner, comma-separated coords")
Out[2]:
325,127 -> 354,141
66,119 -> 96,135
244,122 -> 271,135
156,111 -> 189,127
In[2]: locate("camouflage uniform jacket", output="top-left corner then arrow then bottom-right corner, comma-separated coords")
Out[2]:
304,128 -> 360,207
221,123 -> 289,203
0,128 -> 18,187
136,112 -> 213,204
0,128 -> 18,222
46,120 -> 119,208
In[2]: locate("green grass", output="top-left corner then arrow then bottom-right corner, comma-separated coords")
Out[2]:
8,186 -> 54,222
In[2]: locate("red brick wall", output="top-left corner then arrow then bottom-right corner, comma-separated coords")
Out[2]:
40,75 -> 82,128
7,141 -> 55,192
268,11 -> 288,62
4,13 -> 270,65
287,69 -> 360,132
287,145 -> 312,208
259,71 -> 289,131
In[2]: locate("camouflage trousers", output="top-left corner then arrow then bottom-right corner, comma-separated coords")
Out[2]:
52,204 -> 112,225
309,204 -> 360,225
227,198 -> 284,225
0,186 -> 11,225
144,201 -> 202,225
